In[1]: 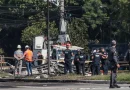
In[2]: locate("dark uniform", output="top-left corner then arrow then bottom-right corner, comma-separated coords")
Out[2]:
109,40 -> 120,88
37,54 -> 43,65
64,49 -> 72,74
125,43 -> 130,71
101,51 -> 108,75
92,50 -> 101,75
79,52 -> 86,75
74,52 -> 80,74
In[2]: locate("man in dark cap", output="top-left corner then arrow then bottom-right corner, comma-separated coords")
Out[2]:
125,42 -> 130,71
109,40 -> 120,88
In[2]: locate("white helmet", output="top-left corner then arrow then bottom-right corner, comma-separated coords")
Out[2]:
17,45 -> 21,49
25,45 -> 29,48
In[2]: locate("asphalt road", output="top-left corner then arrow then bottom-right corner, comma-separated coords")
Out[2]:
0,82 -> 129,90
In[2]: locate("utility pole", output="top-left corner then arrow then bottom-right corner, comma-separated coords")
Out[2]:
47,0 -> 50,75
59,0 -> 65,34
58,0 -> 70,44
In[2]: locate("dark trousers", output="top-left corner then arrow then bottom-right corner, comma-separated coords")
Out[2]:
38,60 -> 42,66
75,62 -> 80,74
64,60 -> 72,74
128,62 -> 130,71
26,61 -> 32,76
92,64 -> 100,75
79,62 -> 85,75
110,66 -> 117,86
102,61 -> 108,75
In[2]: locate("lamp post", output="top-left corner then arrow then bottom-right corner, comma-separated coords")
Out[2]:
47,0 -> 50,75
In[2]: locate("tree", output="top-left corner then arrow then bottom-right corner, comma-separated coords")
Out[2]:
21,20 -> 58,45
105,0 -> 130,42
68,18 -> 89,52
83,0 -> 108,29
6,0 -> 59,45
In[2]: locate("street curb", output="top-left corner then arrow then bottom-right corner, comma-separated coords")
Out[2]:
0,79 -> 129,84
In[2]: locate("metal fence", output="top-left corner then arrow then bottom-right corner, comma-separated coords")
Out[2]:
0,55 -> 129,79
0,56 -> 66,78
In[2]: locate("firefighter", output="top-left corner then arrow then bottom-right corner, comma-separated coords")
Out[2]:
125,42 -> 130,71
92,48 -> 101,75
63,44 -> 73,74
109,40 -> 120,88
78,50 -> 86,75
100,47 -> 108,75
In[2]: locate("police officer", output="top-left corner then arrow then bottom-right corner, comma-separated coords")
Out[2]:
78,50 -> 86,75
109,40 -> 120,88
63,44 -> 73,74
100,47 -> 108,75
92,48 -> 101,75
74,50 -> 80,74
125,42 -> 130,71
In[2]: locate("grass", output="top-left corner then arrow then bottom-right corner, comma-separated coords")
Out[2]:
1,71 -> 130,82
0,71 -> 13,78
40,71 -> 130,81
117,72 -> 130,81
47,74 -> 110,80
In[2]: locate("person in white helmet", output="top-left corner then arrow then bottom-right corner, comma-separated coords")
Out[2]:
14,45 -> 24,75
24,45 -> 33,76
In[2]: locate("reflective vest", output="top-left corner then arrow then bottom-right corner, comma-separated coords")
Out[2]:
24,49 -> 33,62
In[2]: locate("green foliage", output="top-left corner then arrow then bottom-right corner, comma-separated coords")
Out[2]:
106,0 -> 130,42
7,0 -> 58,45
21,20 -> 58,45
21,23 -> 44,45
68,18 -> 89,52
0,48 -> 4,54
1,0 -> 130,56
83,0 -> 108,29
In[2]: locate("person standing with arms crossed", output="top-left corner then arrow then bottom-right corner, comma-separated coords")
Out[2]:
24,45 -> 33,76
109,40 -> 120,88
14,45 -> 24,75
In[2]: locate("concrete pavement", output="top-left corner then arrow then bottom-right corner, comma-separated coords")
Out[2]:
0,82 -> 130,90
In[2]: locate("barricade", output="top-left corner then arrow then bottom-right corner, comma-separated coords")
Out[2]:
0,56 -> 64,78
0,55 -> 129,79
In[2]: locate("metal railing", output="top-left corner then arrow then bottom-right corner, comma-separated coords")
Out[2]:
0,55 -> 129,79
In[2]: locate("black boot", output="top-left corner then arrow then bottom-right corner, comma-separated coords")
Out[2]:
109,85 -> 115,88
114,85 -> 121,88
